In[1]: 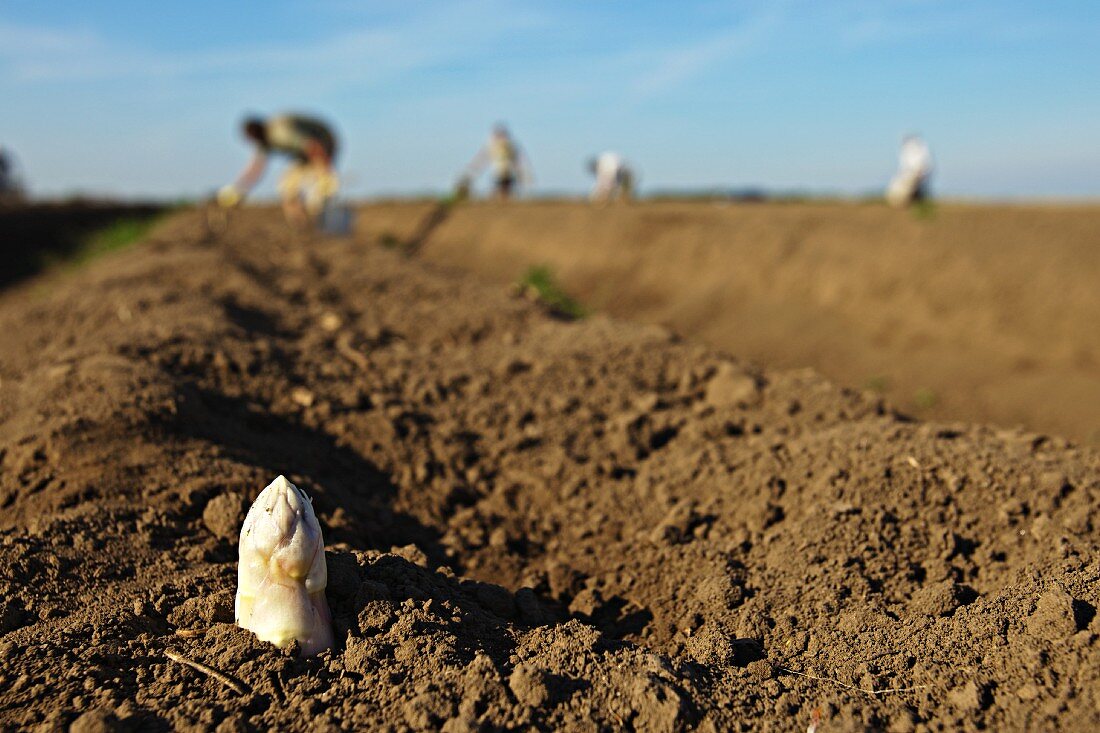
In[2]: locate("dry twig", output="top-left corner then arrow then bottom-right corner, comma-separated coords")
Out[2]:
335,332 -> 370,369
174,628 -> 208,638
165,650 -> 251,696
267,670 -> 286,703
776,664 -> 931,697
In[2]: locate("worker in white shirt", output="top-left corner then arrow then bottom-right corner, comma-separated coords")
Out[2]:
587,152 -> 635,204
464,124 -> 533,201
886,134 -> 933,207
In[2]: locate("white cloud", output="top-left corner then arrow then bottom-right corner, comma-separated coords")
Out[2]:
829,0 -> 1067,48
0,20 -> 100,55
628,8 -> 783,101
0,0 -> 549,85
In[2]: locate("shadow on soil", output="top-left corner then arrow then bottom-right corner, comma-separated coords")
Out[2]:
169,383 -> 449,568
0,201 -> 165,288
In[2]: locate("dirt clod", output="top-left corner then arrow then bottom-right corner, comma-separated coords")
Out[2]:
1027,587 -> 1080,641
910,581 -> 977,617
202,493 -> 246,540
508,662 -> 550,707
704,362 -> 759,409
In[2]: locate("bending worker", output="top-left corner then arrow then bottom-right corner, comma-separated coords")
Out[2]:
464,124 -> 532,201
219,113 -> 339,226
886,134 -> 933,208
0,146 -> 22,201
588,151 -> 634,204
0,148 -> 10,193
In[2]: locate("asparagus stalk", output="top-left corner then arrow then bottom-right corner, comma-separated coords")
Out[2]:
235,475 -> 333,656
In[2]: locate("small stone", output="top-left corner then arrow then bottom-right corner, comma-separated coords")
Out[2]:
290,387 -> 315,408
1038,471 -> 1069,496
357,600 -> 396,635
389,544 -> 429,567
634,393 -> 660,413
568,587 -> 602,618
947,681 -> 982,712
685,624 -> 762,666
215,715 -> 249,733
508,662 -> 549,707
628,674 -> 686,733
704,363 -> 758,409
441,716 -> 477,733
1029,516 -> 1053,541
649,501 -> 702,545
514,588 -> 550,625
69,709 -> 121,733
886,713 -> 917,733
1016,683 -> 1041,701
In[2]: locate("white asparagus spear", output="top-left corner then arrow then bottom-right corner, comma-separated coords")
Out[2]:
235,475 -> 334,656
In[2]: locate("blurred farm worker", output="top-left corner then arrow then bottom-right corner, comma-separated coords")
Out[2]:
219,113 -> 340,226
588,152 -> 635,204
0,148 -> 10,190
886,134 -> 933,207
0,147 -> 24,202
465,124 -> 532,201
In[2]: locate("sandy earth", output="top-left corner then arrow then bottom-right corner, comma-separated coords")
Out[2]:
0,207 -> 1098,731
356,201 -> 1100,448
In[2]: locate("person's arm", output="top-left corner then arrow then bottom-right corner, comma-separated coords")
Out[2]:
235,151 -> 268,193
219,152 -> 267,207
465,145 -> 488,177
517,147 -> 534,187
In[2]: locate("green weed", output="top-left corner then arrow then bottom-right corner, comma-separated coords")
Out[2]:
911,200 -> 937,220
517,265 -> 587,320
864,375 -> 890,393
914,387 -> 938,409
40,216 -> 161,271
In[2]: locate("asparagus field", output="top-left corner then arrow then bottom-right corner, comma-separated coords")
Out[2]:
0,207 -> 1098,731
358,201 -> 1100,448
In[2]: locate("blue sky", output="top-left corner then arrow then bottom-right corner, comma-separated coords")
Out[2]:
1,0 -> 1098,199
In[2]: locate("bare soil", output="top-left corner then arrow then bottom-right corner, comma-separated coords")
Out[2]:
0,207 -> 1098,731
357,201 -> 1100,448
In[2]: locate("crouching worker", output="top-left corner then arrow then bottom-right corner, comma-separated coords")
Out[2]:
219,113 -> 339,227
886,134 -> 932,208
588,151 -> 634,204
465,124 -> 532,201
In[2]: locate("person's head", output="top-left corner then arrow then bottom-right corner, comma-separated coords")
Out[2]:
492,123 -> 510,140
242,116 -> 268,146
